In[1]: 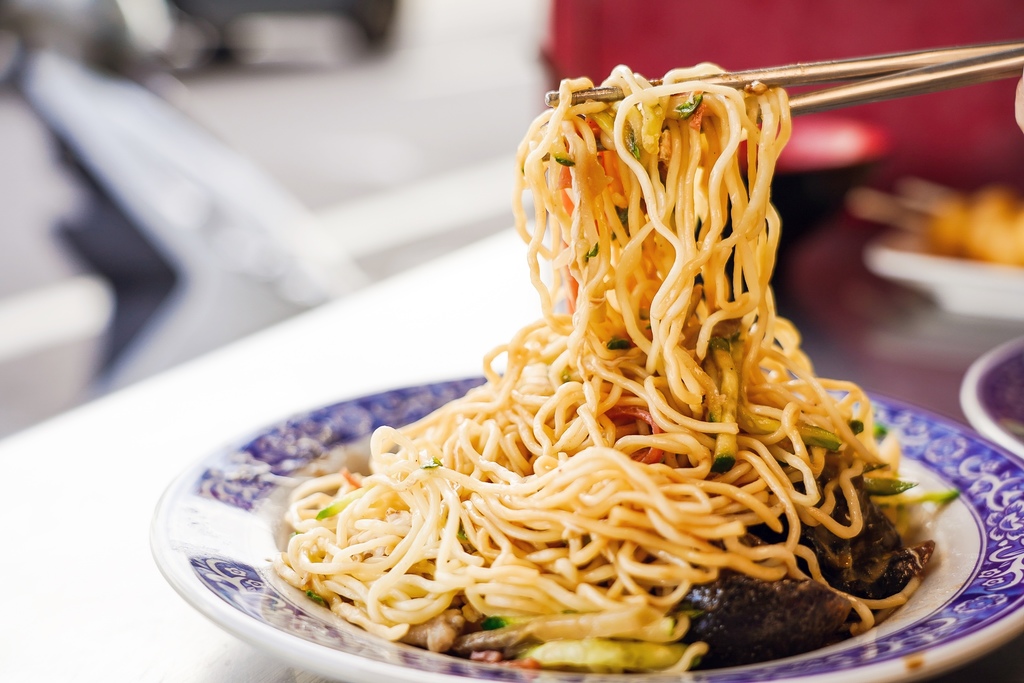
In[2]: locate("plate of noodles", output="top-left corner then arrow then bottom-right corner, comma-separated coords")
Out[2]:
153,65 -> 1024,681
961,335 -> 1024,458
151,379 -> 1024,683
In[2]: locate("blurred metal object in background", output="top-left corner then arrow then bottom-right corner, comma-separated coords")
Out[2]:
19,50 -> 370,392
0,0 -> 399,72
169,0 -> 398,58
0,0 -> 176,72
0,0 -> 400,404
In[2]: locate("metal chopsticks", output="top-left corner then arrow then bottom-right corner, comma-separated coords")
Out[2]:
543,41 -> 1024,114
789,44 -> 1024,115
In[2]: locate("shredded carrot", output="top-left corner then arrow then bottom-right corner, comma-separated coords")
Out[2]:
689,101 -> 706,130
340,468 -> 363,488
555,161 -> 578,311
606,405 -> 665,464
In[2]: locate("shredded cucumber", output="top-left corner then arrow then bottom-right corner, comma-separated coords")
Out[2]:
520,638 -> 688,672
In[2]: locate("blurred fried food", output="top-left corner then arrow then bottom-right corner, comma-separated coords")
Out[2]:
926,186 -> 1024,265
847,179 -> 1024,267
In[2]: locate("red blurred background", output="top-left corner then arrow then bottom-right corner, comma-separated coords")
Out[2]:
542,0 -> 1024,193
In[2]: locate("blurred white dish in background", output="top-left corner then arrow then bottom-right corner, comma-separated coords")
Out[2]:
961,335 -> 1024,458
864,230 -> 1024,320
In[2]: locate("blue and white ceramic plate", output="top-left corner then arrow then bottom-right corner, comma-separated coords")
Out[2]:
152,379 -> 1024,683
962,335 -> 1024,460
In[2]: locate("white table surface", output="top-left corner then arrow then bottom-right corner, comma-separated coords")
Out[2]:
0,229 -> 539,682
2,226 -> 1022,682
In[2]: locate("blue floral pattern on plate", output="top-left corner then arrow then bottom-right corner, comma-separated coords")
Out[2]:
152,380 -> 1024,683
194,377 -> 484,510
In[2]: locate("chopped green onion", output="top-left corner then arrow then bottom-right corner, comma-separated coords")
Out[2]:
305,589 -> 325,605
874,423 -> 889,440
606,338 -> 631,350
801,425 -> 843,451
675,602 -> 703,619
737,407 -> 841,451
849,419 -> 865,435
705,336 -> 739,471
553,154 -> 575,167
586,243 -> 599,260
876,488 -> 960,506
907,489 -> 961,504
421,457 -> 443,469
315,488 -> 367,520
481,615 -> 513,630
711,454 -> 735,473
626,124 -> 641,160
675,93 -> 703,119
616,206 -> 629,226
864,476 -> 919,496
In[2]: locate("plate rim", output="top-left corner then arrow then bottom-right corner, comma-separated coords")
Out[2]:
863,231 -> 1024,320
151,379 -> 1024,683
961,335 -> 1024,458
864,231 -> 1024,287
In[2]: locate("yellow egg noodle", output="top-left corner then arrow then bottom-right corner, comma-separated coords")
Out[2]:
274,65 -> 926,671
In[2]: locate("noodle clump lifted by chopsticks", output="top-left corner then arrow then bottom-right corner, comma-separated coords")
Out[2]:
274,65 -> 932,672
